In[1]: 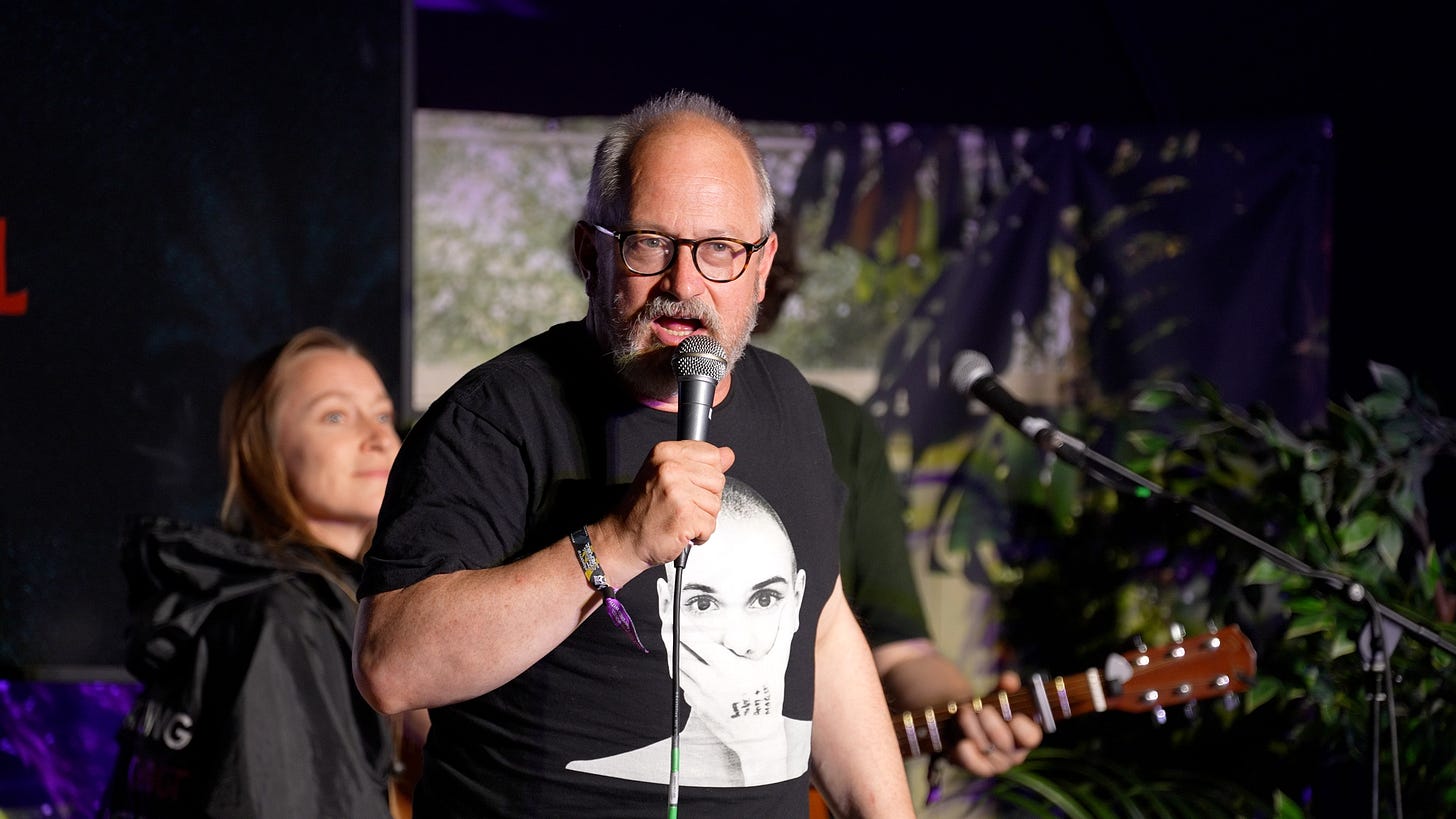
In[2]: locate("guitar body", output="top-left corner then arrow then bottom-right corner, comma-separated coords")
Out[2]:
808,785 -> 830,819
389,709 -> 429,819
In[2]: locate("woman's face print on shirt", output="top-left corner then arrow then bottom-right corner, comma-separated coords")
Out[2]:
566,477 -> 812,787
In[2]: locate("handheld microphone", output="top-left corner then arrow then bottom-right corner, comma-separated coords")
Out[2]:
672,334 -> 727,443
669,335 -> 727,569
666,334 -> 729,810
949,350 -> 1087,466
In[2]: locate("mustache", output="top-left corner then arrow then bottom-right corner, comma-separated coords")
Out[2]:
634,295 -> 722,333
605,295 -> 724,388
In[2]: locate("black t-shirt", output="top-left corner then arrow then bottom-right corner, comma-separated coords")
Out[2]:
813,385 -> 932,648
361,322 -> 844,818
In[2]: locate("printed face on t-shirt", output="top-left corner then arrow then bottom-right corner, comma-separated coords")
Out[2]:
669,510 -> 802,662
657,479 -> 807,724
566,477 -> 812,788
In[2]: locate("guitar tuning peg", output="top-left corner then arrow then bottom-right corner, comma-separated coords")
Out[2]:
1183,700 -> 1199,720
1206,619 -> 1219,634
1166,622 -> 1188,658
1128,633 -> 1152,667
1222,692 -> 1241,712
1152,704 -> 1168,725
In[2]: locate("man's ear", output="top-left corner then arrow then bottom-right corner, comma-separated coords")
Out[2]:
752,231 -> 778,304
572,220 -> 599,294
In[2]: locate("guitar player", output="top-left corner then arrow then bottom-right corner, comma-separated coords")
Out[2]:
757,217 -> 1044,811
810,384 -> 1044,781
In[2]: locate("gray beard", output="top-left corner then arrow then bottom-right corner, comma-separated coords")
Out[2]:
602,294 -> 758,402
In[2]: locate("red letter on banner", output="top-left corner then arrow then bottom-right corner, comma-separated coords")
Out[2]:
0,218 -> 30,316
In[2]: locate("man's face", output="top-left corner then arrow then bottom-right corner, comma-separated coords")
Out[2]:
584,116 -> 777,400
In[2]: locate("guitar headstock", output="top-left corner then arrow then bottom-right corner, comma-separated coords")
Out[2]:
1100,623 -> 1256,716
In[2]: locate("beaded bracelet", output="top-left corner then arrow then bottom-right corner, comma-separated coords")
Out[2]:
569,527 -> 647,653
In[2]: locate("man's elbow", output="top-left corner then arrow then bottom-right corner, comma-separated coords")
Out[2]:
352,597 -> 413,715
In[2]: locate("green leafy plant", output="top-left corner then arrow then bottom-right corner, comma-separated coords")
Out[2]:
979,363 -> 1456,817
989,747 -> 1272,818
1104,363 -> 1456,815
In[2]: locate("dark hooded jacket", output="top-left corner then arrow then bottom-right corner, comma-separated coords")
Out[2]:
99,516 -> 394,818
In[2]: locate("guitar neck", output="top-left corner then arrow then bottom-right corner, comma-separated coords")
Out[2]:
894,669 -> 1106,758
892,625 -> 1257,758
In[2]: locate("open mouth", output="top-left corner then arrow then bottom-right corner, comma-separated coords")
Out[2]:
653,315 -> 703,341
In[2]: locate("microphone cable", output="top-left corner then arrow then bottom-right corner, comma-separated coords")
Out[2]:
665,334 -> 726,816
668,548 -> 687,818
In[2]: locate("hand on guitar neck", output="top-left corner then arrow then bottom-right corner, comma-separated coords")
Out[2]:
872,638 -> 1045,779
891,624 -> 1258,761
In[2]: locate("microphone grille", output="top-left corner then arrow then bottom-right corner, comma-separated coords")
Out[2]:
672,335 -> 728,381
949,350 -> 994,395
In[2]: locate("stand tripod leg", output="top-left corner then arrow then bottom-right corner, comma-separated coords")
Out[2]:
1360,607 -> 1407,819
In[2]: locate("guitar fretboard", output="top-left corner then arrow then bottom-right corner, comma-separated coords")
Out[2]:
889,625 -> 1257,759
895,669 -> 1105,758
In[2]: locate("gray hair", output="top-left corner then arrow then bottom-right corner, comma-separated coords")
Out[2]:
584,90 -> 775,237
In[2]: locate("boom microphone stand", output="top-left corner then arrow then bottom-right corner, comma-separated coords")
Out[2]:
953,351 -> 1454,815
1043,427 -> 1455,819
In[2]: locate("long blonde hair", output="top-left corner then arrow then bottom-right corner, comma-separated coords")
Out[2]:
218,327 -> 374,557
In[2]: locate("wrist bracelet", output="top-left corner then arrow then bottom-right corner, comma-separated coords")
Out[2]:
569,527 -> 647,653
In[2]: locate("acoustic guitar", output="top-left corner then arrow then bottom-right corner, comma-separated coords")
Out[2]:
388,709 -> 430,819
809,624 -> 1257,817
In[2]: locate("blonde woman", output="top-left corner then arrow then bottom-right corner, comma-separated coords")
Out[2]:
102,328 -> 405,818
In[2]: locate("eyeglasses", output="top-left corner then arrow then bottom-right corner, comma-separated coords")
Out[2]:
586,222 -> 770,283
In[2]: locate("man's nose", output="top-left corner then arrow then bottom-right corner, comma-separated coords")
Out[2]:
659,244 -> 706,301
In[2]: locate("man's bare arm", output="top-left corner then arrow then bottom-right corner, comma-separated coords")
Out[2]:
808,578 -> 916,819
354,440 -> 734,714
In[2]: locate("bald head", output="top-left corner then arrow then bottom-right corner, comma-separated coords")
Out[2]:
584,91 -> 774,237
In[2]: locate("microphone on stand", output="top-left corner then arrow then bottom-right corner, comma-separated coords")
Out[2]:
949,350 -> 1088,467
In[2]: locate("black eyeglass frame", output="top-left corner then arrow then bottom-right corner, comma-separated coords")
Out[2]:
585,221 -> 771,283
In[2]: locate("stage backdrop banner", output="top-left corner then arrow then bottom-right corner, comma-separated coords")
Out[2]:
862,119 -> 1332,693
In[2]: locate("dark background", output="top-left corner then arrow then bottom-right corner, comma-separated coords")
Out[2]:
1,1 -> 1447,671
414,1 -> 1440,408
415,1 -> 1451,546
0,2 -> 407,672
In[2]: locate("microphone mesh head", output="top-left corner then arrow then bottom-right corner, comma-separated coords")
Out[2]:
672,335 -> 728,381
949,350 -> 994,395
